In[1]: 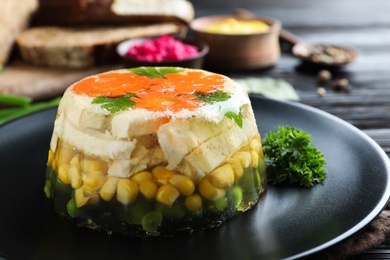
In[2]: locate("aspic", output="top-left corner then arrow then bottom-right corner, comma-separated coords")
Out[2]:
44,67 -> 266,236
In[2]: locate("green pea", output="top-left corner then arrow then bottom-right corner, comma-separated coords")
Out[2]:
156,202 -> 185,219
67,198 -> 77,218
54,174 -> 72,194
213,197 -> 227,211
46,166 -> 54,180
127,197 -> 154,224
228,186 -> 243,210
189,209 -> 202,217
142,211 -> 162,233
257,157 -> 267,182
43,180 -> 52,198
238,169 -> 256,192
253,170 -> 261,190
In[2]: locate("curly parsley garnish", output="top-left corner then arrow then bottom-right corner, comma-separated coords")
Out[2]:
262,126 -> 327,187
92,93 -> 137,113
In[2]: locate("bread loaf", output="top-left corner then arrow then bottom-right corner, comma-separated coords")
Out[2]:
33,0 -> 194,25
0,0 -> 38,66
16,23 -> 184,68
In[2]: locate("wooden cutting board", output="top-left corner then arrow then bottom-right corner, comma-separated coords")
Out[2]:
0,60 -> 121,101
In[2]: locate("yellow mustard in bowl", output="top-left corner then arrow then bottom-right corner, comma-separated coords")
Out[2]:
204,18 -> 269,34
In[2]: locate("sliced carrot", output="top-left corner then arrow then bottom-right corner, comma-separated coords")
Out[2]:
73,72 -> 149,97
132,92 -> 202,112
72,70 -> 227,112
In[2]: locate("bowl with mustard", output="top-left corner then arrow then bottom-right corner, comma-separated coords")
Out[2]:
190,15 -> 281,70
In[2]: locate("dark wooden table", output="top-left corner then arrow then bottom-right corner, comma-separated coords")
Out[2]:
192,0 -> 390,259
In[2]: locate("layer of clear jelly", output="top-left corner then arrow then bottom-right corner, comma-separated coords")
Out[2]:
44,134 -> 266,237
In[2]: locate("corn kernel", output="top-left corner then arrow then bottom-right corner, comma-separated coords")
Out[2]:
228,158 -> 244,180
57,164 -> 70,184
75,187 -> 89,208
233,151 -> 251,168
209,164 -> 235,188
152,166 -> 176,185
131,171 -> 153,185
259,147 -> 264,158
52,156 -> 58,171
251,150 -> 259,167
47,150 -> 55,167
81,158 -> 107,173
168,174 -> 195,196
185,194 -> 202,212
83,171 -> 106,190
60,141 -> 74,150
240,144 -> 250,152
69,154 -> 80,168
100,176 -> 119,201
152,166 -> 175,181
84,188 -> 100,204
259,143 -> 264,159
58,144 -> 76,165
249,137 -> 261,154
68,166 -> 82,189
139,180 -> 158,200
156,183 -> 180,207
255,134 -> 264,158
117,179 -> 139,205
198,178 -> 226,201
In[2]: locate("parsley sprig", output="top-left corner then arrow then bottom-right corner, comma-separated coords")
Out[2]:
195,90 -> 241,127
262,126 -> 327,187
92,93 -> 137,113
128,67 -> 184,78
195,90 -> 231,104
225,109 -> 243,128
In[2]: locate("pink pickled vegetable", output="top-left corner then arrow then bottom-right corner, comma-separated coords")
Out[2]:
126,35 -> 199,62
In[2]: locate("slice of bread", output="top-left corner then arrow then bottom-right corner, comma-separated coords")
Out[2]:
0,0 -> 38,66
33,0 -> 194,25
16,23 -> 184,68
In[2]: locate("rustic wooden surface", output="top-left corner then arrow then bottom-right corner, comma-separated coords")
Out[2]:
192,0 -> 390,259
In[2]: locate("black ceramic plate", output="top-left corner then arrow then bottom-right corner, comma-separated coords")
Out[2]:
1,96 -> 389,260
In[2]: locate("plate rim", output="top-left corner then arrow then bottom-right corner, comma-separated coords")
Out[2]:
1,96 -> 390,259
250,95 -> 390,259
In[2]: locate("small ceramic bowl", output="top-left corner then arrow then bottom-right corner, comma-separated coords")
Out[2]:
116,37 -> 209,69
190,15 -> 281,70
